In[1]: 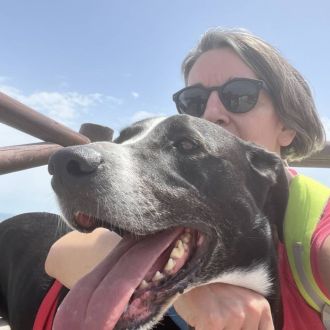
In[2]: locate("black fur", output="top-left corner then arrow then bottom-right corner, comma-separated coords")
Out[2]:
0,115 -> 288,329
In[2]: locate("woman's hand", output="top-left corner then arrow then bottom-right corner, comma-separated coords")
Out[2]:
45,228 -> 121,289
174,283 -> 274,330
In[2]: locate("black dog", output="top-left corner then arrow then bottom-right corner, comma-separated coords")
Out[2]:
0,115 -> 288,329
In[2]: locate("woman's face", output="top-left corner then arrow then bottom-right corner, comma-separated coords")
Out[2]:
187,48 -> 295,154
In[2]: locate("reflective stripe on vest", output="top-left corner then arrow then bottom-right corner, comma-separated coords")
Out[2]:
284,175 -> 330,326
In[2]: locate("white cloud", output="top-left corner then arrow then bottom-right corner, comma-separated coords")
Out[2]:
131,91 -> 139,99
27,91 -> 103,120
0,81 -> 126,148
0,83 -> 123,124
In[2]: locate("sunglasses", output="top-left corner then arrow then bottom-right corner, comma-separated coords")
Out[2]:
173,78 -> 269,117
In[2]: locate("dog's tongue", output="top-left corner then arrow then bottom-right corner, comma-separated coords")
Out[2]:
53,228 -> 182,330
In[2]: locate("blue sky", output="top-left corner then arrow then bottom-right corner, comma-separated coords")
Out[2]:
0,0 -> 329,215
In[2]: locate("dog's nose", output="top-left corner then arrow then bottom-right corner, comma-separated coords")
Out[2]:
48,146 -> 103,178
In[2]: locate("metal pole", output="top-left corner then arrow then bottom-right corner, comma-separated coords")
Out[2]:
0,92 -> 115,174
0,143 -> 62,175
0,91 -> 90,146
290,142 -> 330,168
0,122 -> 114,174
0,90 -> 329,172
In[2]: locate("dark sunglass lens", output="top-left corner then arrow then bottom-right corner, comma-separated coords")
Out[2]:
221,80 -> 260,113
177,87 -> 208,117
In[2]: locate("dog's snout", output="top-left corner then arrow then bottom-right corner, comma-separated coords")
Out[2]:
48,147 -> 103,178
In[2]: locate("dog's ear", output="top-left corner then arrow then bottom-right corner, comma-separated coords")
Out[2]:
245,145 -> 289,242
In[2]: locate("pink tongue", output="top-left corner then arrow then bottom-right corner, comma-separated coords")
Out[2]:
53,228 -> 182,330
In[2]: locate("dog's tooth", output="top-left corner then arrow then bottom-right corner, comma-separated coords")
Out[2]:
138,280 -> 149,290
152,271 -> 165,282
170,244 -> 185,259
164,258 -> 176,272
176,239 -> 183,249
170,247 -> 183,259
181,233 -> 192,244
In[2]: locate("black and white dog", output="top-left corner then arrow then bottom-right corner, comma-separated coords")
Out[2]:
0,115 -> 288,330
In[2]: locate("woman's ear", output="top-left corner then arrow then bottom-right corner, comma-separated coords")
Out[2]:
278,127 -> 296,147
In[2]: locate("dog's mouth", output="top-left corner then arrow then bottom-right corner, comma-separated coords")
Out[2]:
54,212 -> 207,330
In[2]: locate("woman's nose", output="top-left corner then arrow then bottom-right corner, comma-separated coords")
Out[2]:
202,91 -> 230,125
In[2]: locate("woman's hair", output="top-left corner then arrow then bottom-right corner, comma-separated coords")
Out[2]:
182,27 -> 326,161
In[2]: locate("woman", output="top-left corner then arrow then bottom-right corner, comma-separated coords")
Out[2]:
45,28 -> 330,329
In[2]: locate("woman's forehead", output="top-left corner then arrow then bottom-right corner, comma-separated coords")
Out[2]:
187,48 -> 257,86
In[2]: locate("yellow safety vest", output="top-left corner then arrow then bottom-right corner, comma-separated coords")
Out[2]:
284,175 -> 330,328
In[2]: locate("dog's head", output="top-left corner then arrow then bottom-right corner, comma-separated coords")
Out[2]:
49,115 -> 288,330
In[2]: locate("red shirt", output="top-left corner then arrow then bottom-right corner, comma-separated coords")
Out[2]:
33,280 -> 63,330
280,201 -> 330,330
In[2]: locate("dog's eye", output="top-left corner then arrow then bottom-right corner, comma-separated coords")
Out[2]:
174,138 -> 199,153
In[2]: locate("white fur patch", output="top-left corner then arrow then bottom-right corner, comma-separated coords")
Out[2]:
121,117 -> 166,145
205,263 -> 273,296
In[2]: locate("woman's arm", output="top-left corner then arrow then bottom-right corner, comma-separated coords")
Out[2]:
45,228 -> 121,289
